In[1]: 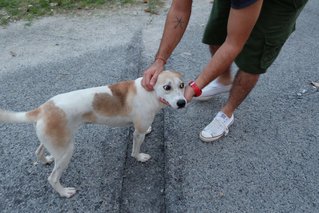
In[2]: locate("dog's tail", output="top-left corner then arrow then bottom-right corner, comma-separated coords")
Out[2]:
0,108 -> 40,123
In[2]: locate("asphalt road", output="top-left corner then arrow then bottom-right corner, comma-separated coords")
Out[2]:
0,0 -> 318,212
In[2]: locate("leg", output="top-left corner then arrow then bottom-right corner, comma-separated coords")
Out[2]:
199,70 -> 259,142
48,143 -> 76,198
221,0 -> 306,117
131,130 -> 150,162
199,0 -> 308,141
222,70 -> 259,117
35,120 -> 77,198
35,144 -> 54,164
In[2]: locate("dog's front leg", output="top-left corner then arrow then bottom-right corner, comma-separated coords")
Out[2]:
131,130 -> 151,162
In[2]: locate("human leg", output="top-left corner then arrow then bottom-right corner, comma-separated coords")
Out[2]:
222,70 -> 259,118
200,70 -> 259,142
220,0 -> 308,117
199,0 -> 308,142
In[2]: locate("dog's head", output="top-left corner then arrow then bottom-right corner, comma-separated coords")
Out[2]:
154,70 -> 187,109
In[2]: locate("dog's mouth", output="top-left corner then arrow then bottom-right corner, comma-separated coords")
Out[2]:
159,97 -> 170,106
159,98 -> 186,109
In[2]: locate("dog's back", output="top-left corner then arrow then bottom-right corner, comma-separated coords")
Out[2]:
0,80 -> 140,125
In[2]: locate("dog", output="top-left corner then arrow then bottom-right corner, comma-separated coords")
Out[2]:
0,70 -> 186,198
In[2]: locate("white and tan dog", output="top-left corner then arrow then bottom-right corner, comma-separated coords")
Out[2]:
0,70 -> 186,198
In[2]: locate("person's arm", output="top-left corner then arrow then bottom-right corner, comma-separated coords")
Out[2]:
185,0 -> 264,100
142,0 -> 192,91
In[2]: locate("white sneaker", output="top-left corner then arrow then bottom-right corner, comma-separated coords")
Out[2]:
199,111 -> 234,142
194,80 -> 232,101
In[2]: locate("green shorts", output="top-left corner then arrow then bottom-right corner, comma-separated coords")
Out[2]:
202,0 -> 308,74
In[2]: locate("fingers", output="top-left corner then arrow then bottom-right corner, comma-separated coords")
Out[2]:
142,63 -> 164,91
143,71 -> 156,91
184,85 -> 194,103
149,71 -> 160,89
142,71 -> 153,91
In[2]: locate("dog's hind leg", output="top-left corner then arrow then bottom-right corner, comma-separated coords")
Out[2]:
47,142 -> 76,198
35,144 -> 54,164
35,118 -> 77,198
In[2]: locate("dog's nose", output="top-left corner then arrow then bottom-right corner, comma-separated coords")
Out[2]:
177,99 -> 186,108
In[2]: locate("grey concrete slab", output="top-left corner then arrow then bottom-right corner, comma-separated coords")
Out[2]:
163,0 -> 319,212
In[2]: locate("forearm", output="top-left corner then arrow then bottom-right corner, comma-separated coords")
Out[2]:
155,0 -> 192,62
196,43 -> 239,89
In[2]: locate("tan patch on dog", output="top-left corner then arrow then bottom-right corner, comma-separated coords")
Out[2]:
157,70 -> 183,84
42,101 -> 70,147
82,112 -> 97,123
93,80 -> 136,116
169,70 -> 183,78
26,108 -> 41,121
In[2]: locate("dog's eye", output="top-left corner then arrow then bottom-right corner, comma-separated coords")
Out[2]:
179,82 -> 184,89
163,85 -> 171,91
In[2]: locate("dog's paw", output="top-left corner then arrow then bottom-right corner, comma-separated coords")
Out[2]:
146,126 -> 152,135
38,155 -> 54,165
44,155 -> 54,164
59,187 -> 76,198
136,153 -> 151,162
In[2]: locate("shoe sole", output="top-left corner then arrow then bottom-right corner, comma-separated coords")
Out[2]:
194,95 -> 215,101
199,132 -> 224,142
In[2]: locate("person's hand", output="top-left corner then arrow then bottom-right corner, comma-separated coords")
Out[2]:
142,59 -> 165,91
184,85 -> 195,103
